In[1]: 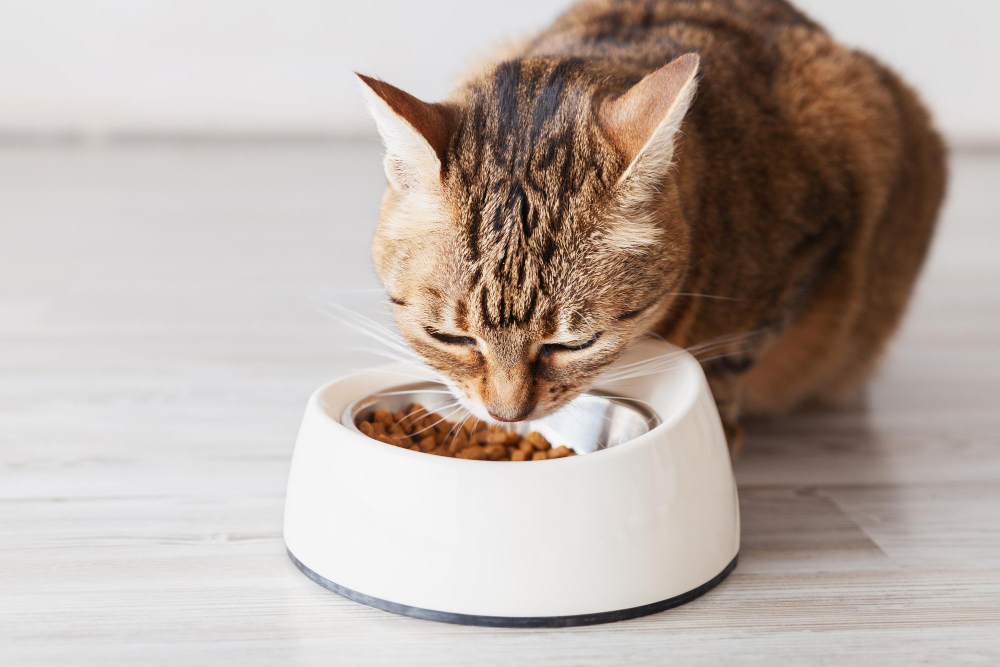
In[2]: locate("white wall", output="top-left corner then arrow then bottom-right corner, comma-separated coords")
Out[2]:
0,0 -> 996,144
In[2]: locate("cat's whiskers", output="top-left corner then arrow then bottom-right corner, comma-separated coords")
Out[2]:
373,388 -> 454,398
322,303 -> 417,358
442,409 -> 470,446
580,392 -> 661,412
660,291 -> 748,302
598,328 -> 770,382
350,346 -> 440,373
318,287 -> 387,294
601,347 -> 686,372
563,402 -> 607,450
407,403 -> 464,438
366,368 -> 447,383
350,348 -> 444,383
466,418 -> 481,445
319,300 -> 407,343
318,298 -> 451,386
569,307 -> 600,341
597,350 -> 687,380
396,397 -> 459,426
566,399 -> 616,427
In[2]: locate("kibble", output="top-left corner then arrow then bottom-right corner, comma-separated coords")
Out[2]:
356,405 -> 578,461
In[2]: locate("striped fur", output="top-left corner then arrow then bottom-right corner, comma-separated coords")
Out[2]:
359,0 -> 946,446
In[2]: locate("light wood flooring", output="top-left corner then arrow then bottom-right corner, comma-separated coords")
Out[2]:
1,144 -> 997,665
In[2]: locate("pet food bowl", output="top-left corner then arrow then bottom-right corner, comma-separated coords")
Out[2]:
283,338 -> 739,627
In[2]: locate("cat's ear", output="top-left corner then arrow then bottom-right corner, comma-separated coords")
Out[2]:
595,54 -> 699,253
599,53 -> 700,187
356,73 -> 455,192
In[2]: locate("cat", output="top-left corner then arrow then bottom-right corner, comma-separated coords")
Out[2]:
356,0 -> 946,455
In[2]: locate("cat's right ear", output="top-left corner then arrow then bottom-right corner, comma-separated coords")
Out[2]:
356,73 -> 455,192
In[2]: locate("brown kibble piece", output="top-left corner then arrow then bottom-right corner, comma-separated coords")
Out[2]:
373,408 -> 393,425
511,449 -> 528,461
418,436 -> 436,452
372,421 -> 387,437
548,445 -> 572,459
531,451 -> 548,461
448,432 -> 469,453
525,431 -> 551,451
456,445 -> 487,460
359,421 -> 374,438
484,443 -> 507,460
488,430 -> 509,444
400,404 -> 425,429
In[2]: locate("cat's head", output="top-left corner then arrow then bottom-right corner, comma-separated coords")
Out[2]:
358,54 -> 699,422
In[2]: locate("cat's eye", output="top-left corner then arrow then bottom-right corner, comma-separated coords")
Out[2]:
425,327 -> 477,347
541,332 -> 603,356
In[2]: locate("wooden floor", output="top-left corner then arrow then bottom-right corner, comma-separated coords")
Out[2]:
1,143 -> 998,665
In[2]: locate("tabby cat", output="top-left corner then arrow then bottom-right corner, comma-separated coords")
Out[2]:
357,0 -> 946,454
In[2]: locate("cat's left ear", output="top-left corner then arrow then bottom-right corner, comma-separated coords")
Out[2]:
599,53 -> 700,187
356,73 -> 455,192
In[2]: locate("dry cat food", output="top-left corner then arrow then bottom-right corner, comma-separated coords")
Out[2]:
356,405 -> 577,461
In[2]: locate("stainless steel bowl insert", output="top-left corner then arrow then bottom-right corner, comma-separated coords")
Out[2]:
342,382 -> 660,455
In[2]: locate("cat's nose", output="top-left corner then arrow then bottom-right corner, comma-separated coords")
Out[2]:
483,367 -> 535,421
486,404 -> 534,422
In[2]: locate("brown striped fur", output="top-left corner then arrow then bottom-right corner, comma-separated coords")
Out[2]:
358,0 -> 946,451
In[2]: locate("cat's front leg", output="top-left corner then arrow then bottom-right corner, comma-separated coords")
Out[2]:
703,355 -> 754,459
720,418 -> 745,460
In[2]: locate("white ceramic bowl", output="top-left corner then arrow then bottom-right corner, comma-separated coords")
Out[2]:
284,339 -> 739,627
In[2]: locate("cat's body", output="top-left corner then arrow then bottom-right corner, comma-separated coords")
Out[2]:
359,0 -> 946,452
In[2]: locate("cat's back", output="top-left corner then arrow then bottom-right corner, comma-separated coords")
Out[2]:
525,0 -> 900,142
528,0 -> 826,65
524,0 -> 942,237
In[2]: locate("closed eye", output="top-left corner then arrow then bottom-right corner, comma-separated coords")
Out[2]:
424,326 -> 476,347
541,331 -> 603,355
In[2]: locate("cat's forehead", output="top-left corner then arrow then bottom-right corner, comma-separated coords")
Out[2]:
444,58 -> 623,211
453,57 -> 594,150
410,58 -> 645,339
435,59 -> 625,326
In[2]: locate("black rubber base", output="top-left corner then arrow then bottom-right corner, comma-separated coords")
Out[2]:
288,548 -> 738,628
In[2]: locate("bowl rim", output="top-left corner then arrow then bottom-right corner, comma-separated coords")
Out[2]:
307,345 -> 706,466
340,380 -> 662,452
